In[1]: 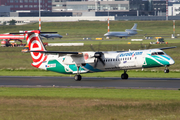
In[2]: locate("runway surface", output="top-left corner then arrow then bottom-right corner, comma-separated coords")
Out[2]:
0,76 -> 180,89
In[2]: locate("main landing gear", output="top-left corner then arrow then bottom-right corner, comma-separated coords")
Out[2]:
74,75 -> 82,81
74,66 -> 82,81
121,70 -> 128,79
164,68 -> 169,73
164,66 -> 169,73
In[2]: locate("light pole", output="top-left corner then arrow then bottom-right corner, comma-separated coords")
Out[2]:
166,0 -> 168,21
39,0 -> 41,31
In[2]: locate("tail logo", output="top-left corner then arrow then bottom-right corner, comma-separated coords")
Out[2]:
27,33 -> 47,68
30,37 -> 43,61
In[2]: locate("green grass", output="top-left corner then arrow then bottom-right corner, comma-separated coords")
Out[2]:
0,87 -> 180,100
0,88 -> 180,120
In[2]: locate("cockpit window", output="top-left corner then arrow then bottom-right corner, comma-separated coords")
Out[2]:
157,52 -> 165,55
151,52 -> 165,56
151,52 -> 157,55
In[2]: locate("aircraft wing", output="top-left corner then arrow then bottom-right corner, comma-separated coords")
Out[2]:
29,51 -> 83,56
158,46 -> 177,50
115,34 -> 129,37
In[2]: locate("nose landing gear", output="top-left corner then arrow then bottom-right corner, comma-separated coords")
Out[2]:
74,66 -> 82,81
121,70 -> 128,79
164,66 -> 169,73
164,68 -> 169,73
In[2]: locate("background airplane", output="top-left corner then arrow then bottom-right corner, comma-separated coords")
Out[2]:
19,30 -> 62,40
10,30 -> 175,81
104,23 -> 139,38
40,33 -> 63,39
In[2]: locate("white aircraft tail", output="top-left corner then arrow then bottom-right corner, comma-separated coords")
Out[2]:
131,23 -> 137,30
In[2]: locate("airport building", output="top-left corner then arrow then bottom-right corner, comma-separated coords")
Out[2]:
52,0 -> 168,16
0,6 -> 10,17
0,0 -> 179,18
168,2 -> 180,16
0,0 -> 52,12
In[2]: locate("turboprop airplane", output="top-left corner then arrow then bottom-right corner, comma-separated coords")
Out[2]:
10,30 -> 175,81
104,23 -> 139,38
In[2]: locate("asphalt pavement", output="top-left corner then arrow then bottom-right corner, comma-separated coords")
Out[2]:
0,76 -> 180,89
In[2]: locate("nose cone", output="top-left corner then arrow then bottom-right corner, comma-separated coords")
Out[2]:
169,58 -> 175,65
164,55 -> 175,65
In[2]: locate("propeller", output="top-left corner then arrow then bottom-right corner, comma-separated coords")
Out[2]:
90,44 -> 105,68
93,52 -> 105,68
140,42 -> 151,50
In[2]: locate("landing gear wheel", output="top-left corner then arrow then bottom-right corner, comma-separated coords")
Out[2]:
164,69 -> 169,73
74,75 -> 82,81
121,73 -> 128,79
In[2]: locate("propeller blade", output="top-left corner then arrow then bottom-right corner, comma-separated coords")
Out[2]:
147,44 -> 151,49
90,44 -> 95,52
98,42 -> 102,52
98,57 -> 105,66
94,58 -> 98,68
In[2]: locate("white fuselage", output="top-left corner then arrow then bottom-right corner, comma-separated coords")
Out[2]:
38,49 -> 174,74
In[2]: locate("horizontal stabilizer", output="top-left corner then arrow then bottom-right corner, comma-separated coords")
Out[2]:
29,50 -> 83,55
40,32 -> 58,34
158,46 -> 177,50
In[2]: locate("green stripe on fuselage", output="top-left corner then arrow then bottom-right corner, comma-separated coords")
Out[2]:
151,55 -> 169,65
47,60 -> 72,74
143,57 -> 162,68
143,55 -> 170,68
